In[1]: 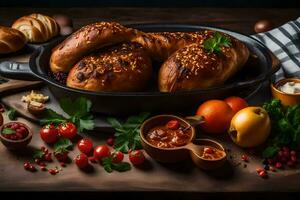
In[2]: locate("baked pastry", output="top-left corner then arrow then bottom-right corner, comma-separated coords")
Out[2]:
0,26 -> 27,54
12,13 -> 59,43
132,31 -> 207,62
66,42 -> 152,92
159,31 -> 249,92
50,22 -> 138,73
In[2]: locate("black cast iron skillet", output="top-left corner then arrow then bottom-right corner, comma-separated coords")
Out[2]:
0,24 -> 276,115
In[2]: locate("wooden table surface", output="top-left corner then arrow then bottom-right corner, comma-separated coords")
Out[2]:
0,7 -> 300,193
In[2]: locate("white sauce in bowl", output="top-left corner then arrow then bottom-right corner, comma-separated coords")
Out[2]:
279,82 -> 300,94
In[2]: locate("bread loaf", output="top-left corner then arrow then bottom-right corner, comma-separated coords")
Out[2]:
66,42 -> 152,92
0,26 -> 26,54
12,13 -> 59,43
50,22 -> 138,73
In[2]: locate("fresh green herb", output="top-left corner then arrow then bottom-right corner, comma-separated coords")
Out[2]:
40,97 -> 95,133
203,32 -> 232,54
262,99 -> 300,158
101,157 -> 131,173
7,108 -> 17,120
33,149 -> 45,159
54,138 -> 73,153
107,112 -> 150,153
2,128 -> 16,135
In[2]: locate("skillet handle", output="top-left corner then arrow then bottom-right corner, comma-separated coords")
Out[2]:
0,61 -> 39,81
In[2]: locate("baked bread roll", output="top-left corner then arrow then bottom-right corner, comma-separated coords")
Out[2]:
159,31 -> 249,92
0,26 -> 26,54
50,22 -> 137,73
132,31 -> 207,62
12,13 -> 59,43
67,42 -> 152,92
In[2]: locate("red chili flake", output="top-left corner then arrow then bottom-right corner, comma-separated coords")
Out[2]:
106,137 -> 114,146
40,166 -> 47,171
60,162 -> 66,167
48,169 -> 57,175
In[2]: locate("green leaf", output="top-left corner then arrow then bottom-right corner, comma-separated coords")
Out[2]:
33,149 -> 45,159
7,108 -> 17,120
112,162 -> 131,172
108,113 -> 149,153
262,146 -> 280,158
101,157 -> 131,173
60,97 -> 92,117
2,128 -> 16,135
101,157 -> 113,173
54,138 -> 73,153
40,109 -> 66,125
203,32 -> 232,54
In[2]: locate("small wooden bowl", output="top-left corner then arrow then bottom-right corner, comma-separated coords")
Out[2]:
0,122 -> 32,150
271,78 -> 300,106
140,115 -> 227,170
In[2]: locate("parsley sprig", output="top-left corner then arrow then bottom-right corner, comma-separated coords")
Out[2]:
203,32 -> 232,54
107,112 -> 150,153
262,99 -> 300,158
101,157 -> 131,173
40,97 -> 95,133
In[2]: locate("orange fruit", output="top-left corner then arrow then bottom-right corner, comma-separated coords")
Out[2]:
196,100 -> 234,134
224,96 -> 248,114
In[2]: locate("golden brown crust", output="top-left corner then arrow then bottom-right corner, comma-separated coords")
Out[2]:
159,30 -> 250,92
12,13 -> 59,43
66,42 -> 152,92
50,22 -> 138,73
131,31 -> 207,61
0,26 -> 27,54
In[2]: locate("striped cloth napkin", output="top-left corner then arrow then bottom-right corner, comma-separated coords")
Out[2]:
252,17 -> 300,81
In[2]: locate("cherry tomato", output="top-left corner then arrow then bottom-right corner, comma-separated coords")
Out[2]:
77,138 -> 93,154
75,154 -> 89,169
112,151 -> 124,163
40,124 -> 59,144
196,100 -> 234,134
93,145 -> 111,160
129,150 -> 145,165
224,96 -> 248,114
58,122 -> 77,139
166,120 -> 180,130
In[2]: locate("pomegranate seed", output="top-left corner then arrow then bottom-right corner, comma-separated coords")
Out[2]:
291,155 -> 297,162
106,137 -> 114,146
88,156 -> 97,163
287,160 -> 294,167
256,168 -> 264,173
44,153 -> 52,162
24,162 -> 31,170
278,151 -> 283,157
241,155 -> 249,162
48,169 -> 57,175
29,165 -> 36,172
275,162 -> 283,169
290,150 -> 297,156
60,162 -> 66,167
283,147 -> 289,152
34,158 -> 41,164
40,166 -> 47,171
259,170 -> 268,178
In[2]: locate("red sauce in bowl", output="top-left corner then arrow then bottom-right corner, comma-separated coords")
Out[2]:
145,120 -> 192,148
199,146 -> 225,160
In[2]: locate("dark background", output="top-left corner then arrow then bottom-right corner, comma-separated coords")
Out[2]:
0,0 -> 299,7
